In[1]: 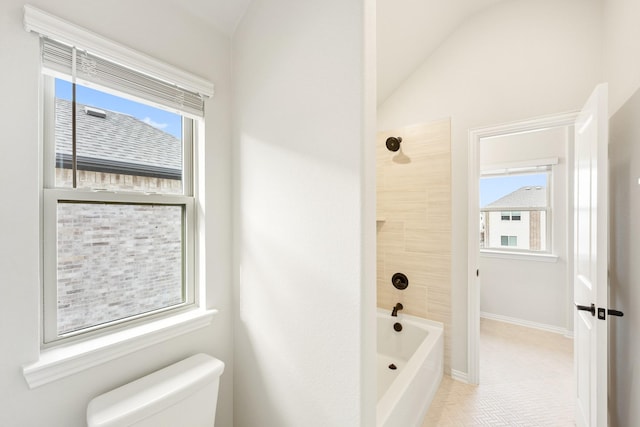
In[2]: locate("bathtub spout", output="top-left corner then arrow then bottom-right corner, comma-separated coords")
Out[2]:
391,303 -> 403,317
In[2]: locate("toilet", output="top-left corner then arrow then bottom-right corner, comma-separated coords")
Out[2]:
87,353 -> 225,427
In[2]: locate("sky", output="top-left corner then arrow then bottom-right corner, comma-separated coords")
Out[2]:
480,173 -> 547,207
55,79 -> 182,139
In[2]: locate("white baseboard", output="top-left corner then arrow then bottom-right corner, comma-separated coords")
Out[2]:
480,311 -> 572,337
451,369 -> 468,383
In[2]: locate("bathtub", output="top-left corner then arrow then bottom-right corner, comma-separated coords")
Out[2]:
376,308 -> 443,427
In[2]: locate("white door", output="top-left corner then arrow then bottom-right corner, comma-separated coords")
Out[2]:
574,83 -> 609,427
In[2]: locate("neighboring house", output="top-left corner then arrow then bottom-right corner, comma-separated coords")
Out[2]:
481,186 -> 547,251
54,98 -> 182,193
53,98 -> 183,334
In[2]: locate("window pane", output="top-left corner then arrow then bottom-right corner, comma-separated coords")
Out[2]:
480,172 -> 548,252
54,79 -> 183,194
56,202 -> 184,335
480,174 -> 547,209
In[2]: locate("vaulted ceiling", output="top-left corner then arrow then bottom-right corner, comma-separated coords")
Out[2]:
164,0 -> 252,36
376,0 -> 507,104
170,0 -> 507,105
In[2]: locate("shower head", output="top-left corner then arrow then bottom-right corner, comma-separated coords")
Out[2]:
385,136 -> 402,152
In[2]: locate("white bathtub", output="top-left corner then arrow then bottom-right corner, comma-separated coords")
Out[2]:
376,308 -> 443,427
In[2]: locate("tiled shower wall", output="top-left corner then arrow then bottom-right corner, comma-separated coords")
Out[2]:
376,118 -> 452,374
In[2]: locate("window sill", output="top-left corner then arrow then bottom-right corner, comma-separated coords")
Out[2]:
22,308 -> 217,389
480,250 -> 558,263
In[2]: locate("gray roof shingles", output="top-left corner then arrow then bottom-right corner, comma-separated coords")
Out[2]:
484,186 -> 547,209
55,98 -> 181,172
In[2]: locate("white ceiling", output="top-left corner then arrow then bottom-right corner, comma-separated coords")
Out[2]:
376,0 -> 506,104
171,0 -> 506,104
166,0 -> 253,36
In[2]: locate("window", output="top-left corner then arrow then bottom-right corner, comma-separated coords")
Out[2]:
22,5 -> 217,386
40,38 -> 206,344
500,235 -> 518,247
479,171 -> 551,253
500,211 -> 521,221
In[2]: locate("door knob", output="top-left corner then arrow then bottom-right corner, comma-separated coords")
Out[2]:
576,303 -> 624,319
575,303 -> 595,316
598,307 -> 624,319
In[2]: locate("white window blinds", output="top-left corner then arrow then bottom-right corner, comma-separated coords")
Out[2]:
41,38 -> 205,117
24,4 -> 213,118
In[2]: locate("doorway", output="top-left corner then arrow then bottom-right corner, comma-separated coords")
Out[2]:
467,112 -> 577,384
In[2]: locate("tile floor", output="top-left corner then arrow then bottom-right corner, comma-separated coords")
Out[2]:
422,318 -> 575,426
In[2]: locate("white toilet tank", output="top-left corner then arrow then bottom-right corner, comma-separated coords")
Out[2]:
87,353 -> 225,427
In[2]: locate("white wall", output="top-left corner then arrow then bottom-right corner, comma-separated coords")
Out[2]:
604,0 -> 640,425
378,0 -> 603,373
480,127 -> 571,331
0,1 -> 234,426
232,0 -> 376,426
603,0 -> 640,115
609,86 -> 640,427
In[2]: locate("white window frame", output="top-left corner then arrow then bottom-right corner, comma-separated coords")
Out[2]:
43,66 -> 200,346
23,5 -> 216,388
42,77 -> 199,345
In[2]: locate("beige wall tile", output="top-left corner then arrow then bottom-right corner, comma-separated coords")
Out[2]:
376,118 -> 452,374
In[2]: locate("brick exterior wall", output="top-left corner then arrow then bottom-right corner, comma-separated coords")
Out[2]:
55,169 -> 184,334
529,210 -> 541,251
56,169 -> 182,194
